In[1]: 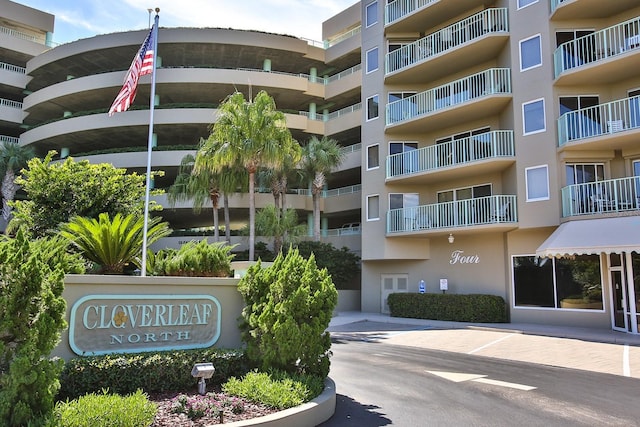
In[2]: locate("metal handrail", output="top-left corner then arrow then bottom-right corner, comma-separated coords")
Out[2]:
557,95 -> 640,146
553,15 -> 640,78
386,68 -> 511,126
0,98 -> 23,109
386,8 -> 508,75
324,26 -> 361,48
561,176 -> 640,217
0,61 -> 26,74
385,0 -> 437,25
387,194 -> 517,233
386,130 -> 514,179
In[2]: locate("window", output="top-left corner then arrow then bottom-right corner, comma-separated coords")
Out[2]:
367,95 -> 379,121
520,35 -> 542,71
435,127 -> 491,165
366,47 -> 379,73
525,165 -> 549,201
367,144 -> 379,169
387,91 -> 416,122
556,30 -> 595,70
512,255 -> 603,310
517,0 -> 538,9
367,194 -> 380,220
522,98 -> 545,135
365,2 -> 378,27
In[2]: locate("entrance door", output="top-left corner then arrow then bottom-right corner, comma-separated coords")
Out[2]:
381,274 -> 408,314
609,253 -> 639,333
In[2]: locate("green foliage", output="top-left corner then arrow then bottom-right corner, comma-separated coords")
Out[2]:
288,241 -> 360,289
9,152 -> 163,237
253,205 -> 306,254
238,248 -> 337,377
387,293 -> 507,323
60,213 -> 171,274
233,241 -> 275,262
150,239 -> 236,277
54,389 -> 157,427
222,370 -> 324,410
0,230 -> 68,426
58,349 -> 249,401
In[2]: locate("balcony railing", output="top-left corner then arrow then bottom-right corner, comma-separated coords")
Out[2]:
558,96 -> 640,146
326,64 -> 362,84
0,98 -> 23,109
550,0 -> 570,14
553,16 -> 640,78
0,61 -> 26,74
387,195 -> 517,234
386,68 -> 511,126
561,176 -> 640,217
385,0 -> 437,25
386,8 -> 508,75
0,135 -> 19,144
295,184 -> 362,198
386,130 -> 514,179
340,143 -> 361,155
301,103 -> 362,122
324,26 -> 361,48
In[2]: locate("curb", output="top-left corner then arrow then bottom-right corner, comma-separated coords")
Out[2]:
220,377 -> 336,427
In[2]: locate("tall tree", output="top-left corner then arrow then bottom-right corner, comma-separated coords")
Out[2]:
197,90 -> 299,261
0,141 -> 34,223
299,136 -> 344,241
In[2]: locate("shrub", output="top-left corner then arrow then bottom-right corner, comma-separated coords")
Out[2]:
58,349 -> 249,400
150,239 -> 235,277
287,241 -> 360,289
54,389 -> 156,427
238,248 -> 337,377
387,293 -> 507,323
0,230 -> 68,426
222,370 -> 324,409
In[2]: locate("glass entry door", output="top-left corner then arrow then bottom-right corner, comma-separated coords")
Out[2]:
610,269 -> 627,331
609,253 -> 639,333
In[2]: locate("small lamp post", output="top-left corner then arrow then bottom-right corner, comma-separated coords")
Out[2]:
191,363 -> 215,395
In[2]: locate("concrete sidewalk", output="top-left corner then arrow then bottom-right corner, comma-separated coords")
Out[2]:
328,312 -> 640,378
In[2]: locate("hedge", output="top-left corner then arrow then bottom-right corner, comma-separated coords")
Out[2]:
57,348 -> 250,401
387,293 -> 507,323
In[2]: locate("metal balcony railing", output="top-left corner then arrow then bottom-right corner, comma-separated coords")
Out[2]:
295,184 -> 362,198
387,195 -> 517,233
553,15 -> 640,78
0,135 -> 19,144
550,0 -> 570,14
561,176 -> 640,217
326,64 -> 362,84
385,68 -> 511,126
385,0 -> 438,25
300,103 -> 362,122
0,61 -> 26,74
324,26 -> 361,48
386,130 -> 514,179
386,8 -> 508,74
0,98 -> 23,109
340,143 -> 361,155
558,96 -> 640,146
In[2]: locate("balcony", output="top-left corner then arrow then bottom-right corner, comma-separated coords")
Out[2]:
553,16 -> 640,84
550,0 -> 639,21
561,177 -> 640,218
387,195 -> 517,235
385,8 -> 509,84
385,0 -> 489,34
385,68 -> 511,135
557,96 -> 640,151
386,130 -> 514,184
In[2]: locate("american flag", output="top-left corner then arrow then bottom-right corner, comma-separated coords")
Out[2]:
108,26 -> 155,116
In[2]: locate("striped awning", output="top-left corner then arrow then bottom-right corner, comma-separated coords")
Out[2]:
536,216 -> 640,257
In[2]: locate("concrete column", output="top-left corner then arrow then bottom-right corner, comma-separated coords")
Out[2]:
63,111 -> 72,118
307,213 -> 313,237
323,108 -> 329,122
309,102 -> 317,120
263,59 -> 271,71
154,94 -> 160,106
60,147 -> 70,158
66,75 -> 74,80
310,67 -> 317,83
321,216 -> 328,237
45,32 -> 53,48
152,133 -> 157,148
156,56 -> 162,68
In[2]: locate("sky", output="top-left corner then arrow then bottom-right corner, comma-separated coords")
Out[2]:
13,0 -> 358,45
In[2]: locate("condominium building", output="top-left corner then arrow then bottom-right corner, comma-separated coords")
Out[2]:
3,0 -> 640,334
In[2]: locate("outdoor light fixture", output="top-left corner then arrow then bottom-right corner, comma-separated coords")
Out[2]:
448,233 -> 454,244
191,363 -> 215,395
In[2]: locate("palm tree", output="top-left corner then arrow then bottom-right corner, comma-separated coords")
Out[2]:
168,150 -> 222,241
254,204 -> 305,254
0,141 -> 34,222
197,90 -> 300,261
299,136 -> 345,241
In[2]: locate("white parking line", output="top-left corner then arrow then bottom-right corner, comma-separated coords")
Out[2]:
467,333 -> 517,354
623,344 -> 630,377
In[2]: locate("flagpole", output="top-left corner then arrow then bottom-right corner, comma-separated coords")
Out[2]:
141,9 -> 159,277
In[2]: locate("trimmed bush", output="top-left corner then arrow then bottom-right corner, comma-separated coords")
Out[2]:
150,239 -> 235,277
238,249 -> 337,377
54,389 -> 156,427
387,293 -> 507,323
222,370 -> 324,409
58,348 -> 249,401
